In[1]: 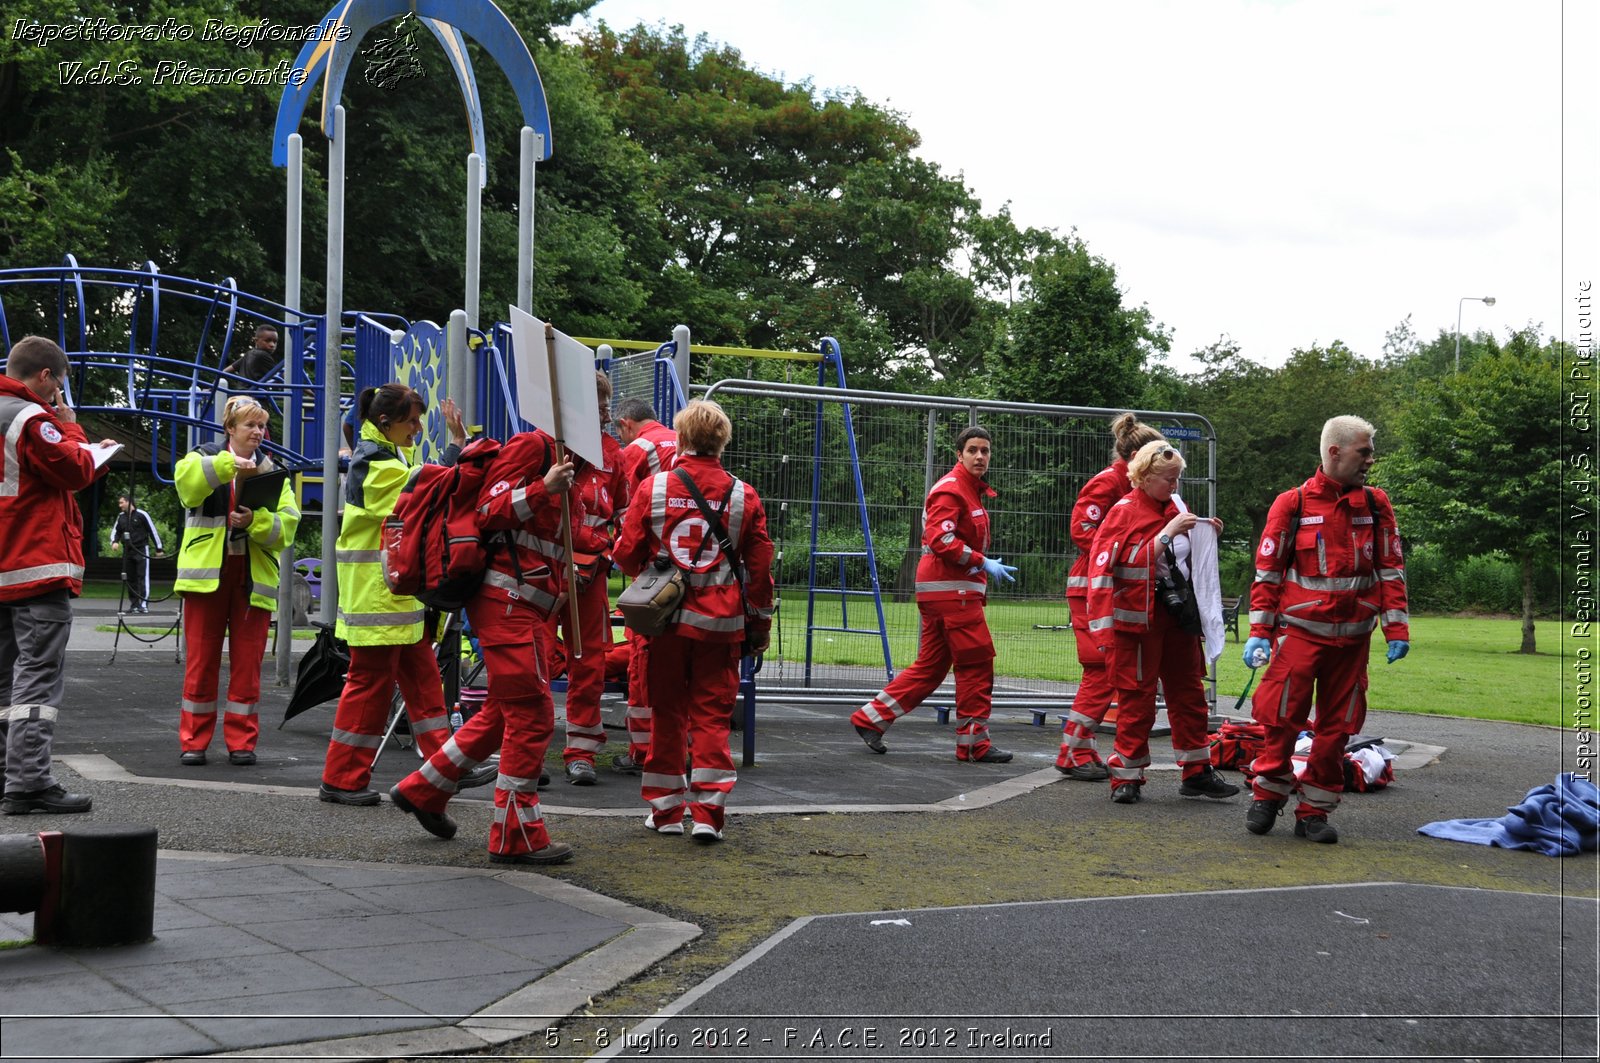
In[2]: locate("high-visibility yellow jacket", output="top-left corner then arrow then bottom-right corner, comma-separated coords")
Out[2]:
335,420 -> 425,646
173,444 -> 300,610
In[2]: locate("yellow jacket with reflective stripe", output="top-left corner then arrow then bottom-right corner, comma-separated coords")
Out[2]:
173,444 -> 301,611
335,421 -> 424,646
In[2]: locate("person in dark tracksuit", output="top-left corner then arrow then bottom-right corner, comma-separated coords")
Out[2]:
111,493 -> 163,613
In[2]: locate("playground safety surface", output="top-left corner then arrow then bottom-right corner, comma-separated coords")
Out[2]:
0,602 -> 1591,1061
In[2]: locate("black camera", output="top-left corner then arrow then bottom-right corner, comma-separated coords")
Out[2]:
1157,575 -> 1189,613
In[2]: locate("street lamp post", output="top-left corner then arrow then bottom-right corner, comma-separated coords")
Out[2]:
1455,295 -> 1496,373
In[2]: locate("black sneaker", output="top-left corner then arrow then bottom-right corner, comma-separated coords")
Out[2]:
1111,783 -> 1142,804
1294,815 -> 1339,844
1246,798 -> 1285,835
1180,768 -> 1241,799
180,750 -> 206,766
612,755 -> 644,776
228,750 -> 257,766
854,724 -> 887,754
0,784 -> 92,815
318,783 -> 381,806
1057,760 -> 1110,781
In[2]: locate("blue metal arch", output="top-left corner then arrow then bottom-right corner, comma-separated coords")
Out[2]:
271,0 -> 551,168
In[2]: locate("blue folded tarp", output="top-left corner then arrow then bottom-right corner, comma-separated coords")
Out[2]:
1418,772 -> 1600,857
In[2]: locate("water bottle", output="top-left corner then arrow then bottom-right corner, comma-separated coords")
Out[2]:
449,703 -> 464,731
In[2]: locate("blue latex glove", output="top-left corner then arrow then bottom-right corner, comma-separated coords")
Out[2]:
1243,636 -> 1272,669
981,556 -> 1018,584
1386,639 -> 1409,663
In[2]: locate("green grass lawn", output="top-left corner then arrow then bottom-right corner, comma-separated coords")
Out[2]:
1210,616 -> 1568,728
776,593 -> 1569,728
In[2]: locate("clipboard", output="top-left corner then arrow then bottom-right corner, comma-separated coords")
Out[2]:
236,468 -> 291,511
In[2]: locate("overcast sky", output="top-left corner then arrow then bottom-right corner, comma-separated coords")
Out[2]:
579,0 -> 1596,371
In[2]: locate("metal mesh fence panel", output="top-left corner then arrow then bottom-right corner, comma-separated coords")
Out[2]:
706,381 -> 1214,702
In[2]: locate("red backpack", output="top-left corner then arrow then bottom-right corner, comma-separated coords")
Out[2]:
381,437 -> 503,610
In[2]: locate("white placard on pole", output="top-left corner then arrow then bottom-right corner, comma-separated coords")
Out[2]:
508,306 -> 602,467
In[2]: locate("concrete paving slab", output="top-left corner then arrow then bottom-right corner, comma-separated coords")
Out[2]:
0,852 -> 698,1062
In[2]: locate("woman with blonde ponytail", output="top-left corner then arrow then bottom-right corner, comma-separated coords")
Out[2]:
1055,413 -> 1163,779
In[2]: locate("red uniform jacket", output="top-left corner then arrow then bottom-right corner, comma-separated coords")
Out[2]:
0,375 -> 103,601
1249,468 -> 1409,646
615,453 -> 775,644
1086,488 -> 1176,646
475,430 -> 582,618
915,462 -> 995,605
570,432 -> 629,568
618,420 -> 677,494
1065,459 -> 1131,605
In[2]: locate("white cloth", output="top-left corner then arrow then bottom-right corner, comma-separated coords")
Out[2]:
1185,516 -> 1224,663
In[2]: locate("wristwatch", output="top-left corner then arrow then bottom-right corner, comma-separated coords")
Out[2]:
1158,534 -> 1172,546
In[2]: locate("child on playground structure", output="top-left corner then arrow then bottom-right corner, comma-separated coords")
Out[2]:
316,385 -> 468,806
173,396 -> 300,767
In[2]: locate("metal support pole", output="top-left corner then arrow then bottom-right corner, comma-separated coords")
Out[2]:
276,132 -> 304,682
672,323 -> 691,400
320,106 -> 346,628
465,153 -> 481,331
516,128 -> 540,315
448,307 -> 470,429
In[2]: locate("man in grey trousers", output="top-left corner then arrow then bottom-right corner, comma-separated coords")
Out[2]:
0,336 -> 109,815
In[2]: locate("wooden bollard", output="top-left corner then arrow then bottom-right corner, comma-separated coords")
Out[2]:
55,826 -> 158,947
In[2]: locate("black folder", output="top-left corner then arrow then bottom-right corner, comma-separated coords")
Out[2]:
236,468 -> 292,511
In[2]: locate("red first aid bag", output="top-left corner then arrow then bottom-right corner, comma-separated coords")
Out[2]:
381,437 -> 502,611
1210,720 -> 1267,773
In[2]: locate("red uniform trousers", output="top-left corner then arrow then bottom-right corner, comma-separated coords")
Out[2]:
850,598 -> 997,760
1249,634 -> 1368,819
641,633 -> 740,832
321,637 -> 448,791
180,552 -> 271,755
393,599 -> 557,857
1055,599 -> 1116,770
1106,609 -> 1212,789
546,574 -> 611,765
623,629 -> 652,762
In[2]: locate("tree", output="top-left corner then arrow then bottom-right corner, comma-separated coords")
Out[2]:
988,235 -> 1169,408
1375,330 -> 1564,652
1181,339 -> 1386,552
574,22 -> 1029,387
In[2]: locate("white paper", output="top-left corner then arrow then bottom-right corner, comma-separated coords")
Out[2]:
79,441 -> 124,470
508,306 -> 603,467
